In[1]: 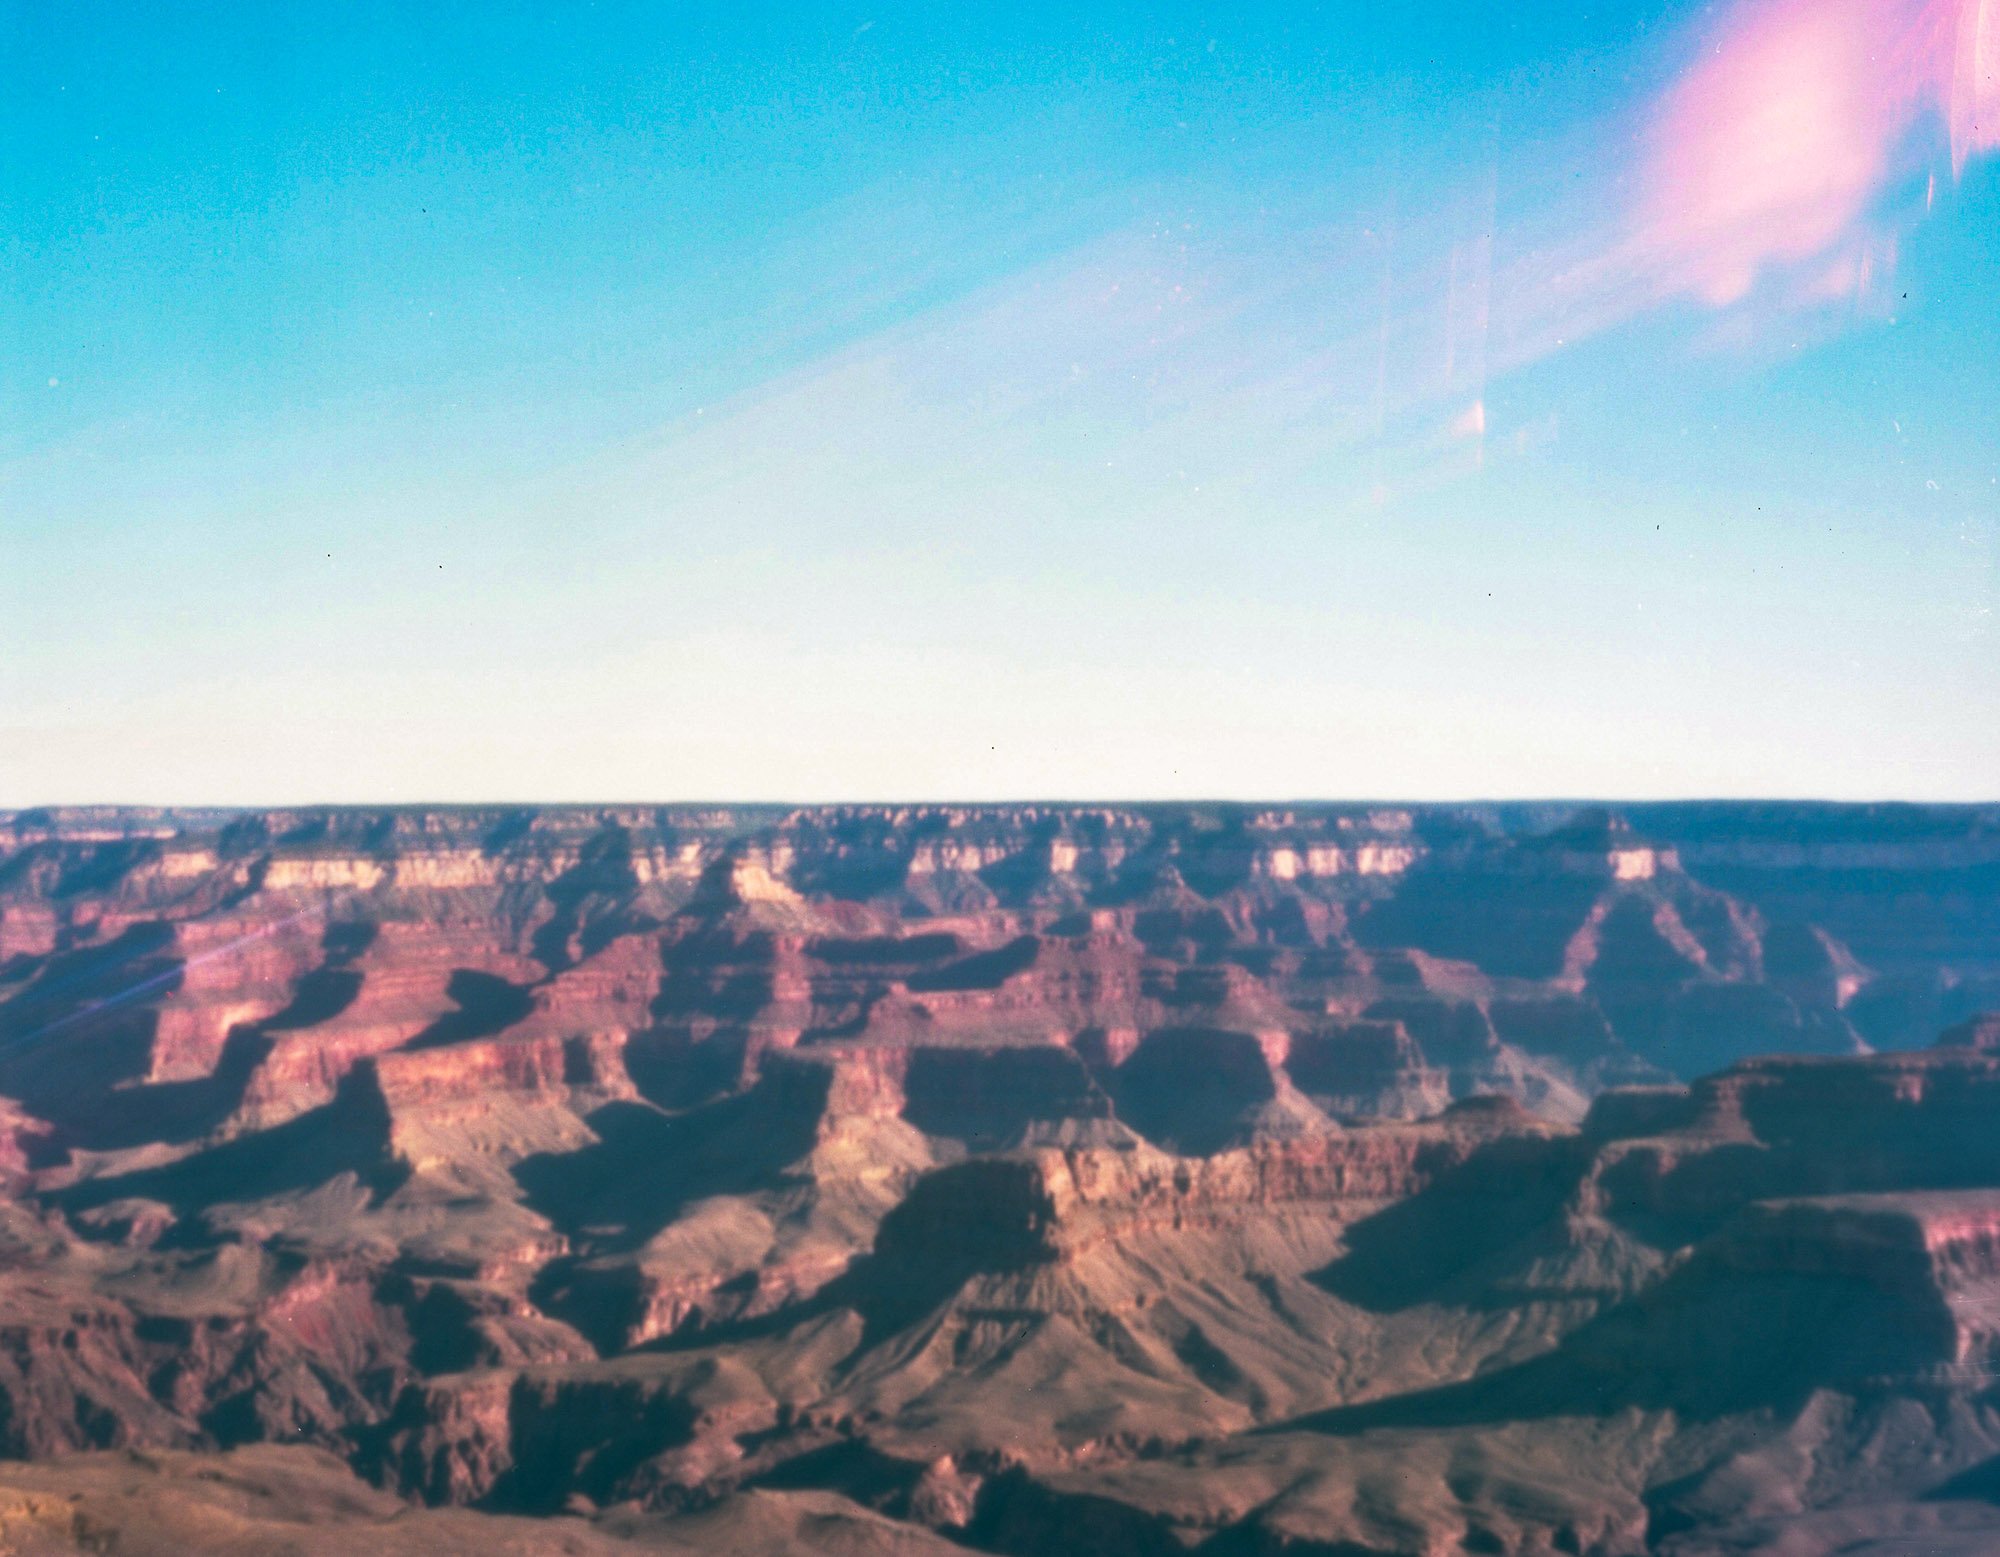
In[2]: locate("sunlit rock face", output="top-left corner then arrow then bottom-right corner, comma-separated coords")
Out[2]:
0,801 -> 1997,1553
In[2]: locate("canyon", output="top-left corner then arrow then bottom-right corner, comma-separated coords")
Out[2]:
0,801 -> 1997,1554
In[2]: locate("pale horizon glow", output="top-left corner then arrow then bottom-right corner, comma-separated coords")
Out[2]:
3,2 -> 1996,805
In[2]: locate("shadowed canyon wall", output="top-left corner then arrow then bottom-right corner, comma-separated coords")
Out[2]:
0,802 -> 1997,1554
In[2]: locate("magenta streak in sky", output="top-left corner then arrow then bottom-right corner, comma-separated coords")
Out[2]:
1637,0 -> 1999,306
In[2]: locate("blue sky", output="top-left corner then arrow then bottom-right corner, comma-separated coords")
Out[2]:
3,0 -> 1995,803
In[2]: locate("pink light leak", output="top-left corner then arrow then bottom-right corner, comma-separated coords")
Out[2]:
1951,0 -> 2000,173
1638,0 -> 1997,306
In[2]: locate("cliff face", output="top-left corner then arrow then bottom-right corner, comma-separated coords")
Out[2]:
5,801 -> 1991,1134
0,802 -> 1997,1554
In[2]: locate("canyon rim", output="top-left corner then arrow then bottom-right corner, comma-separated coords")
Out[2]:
0,803 -> 1997,1553
9,0 -> 1999,1551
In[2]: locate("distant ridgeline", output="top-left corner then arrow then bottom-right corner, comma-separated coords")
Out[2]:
2,800 -> 1994,1124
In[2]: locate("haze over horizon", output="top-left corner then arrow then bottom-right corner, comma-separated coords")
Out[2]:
5,0 -> 1997,805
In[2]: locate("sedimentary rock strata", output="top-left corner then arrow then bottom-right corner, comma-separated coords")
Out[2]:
0,802 -> 1996,1552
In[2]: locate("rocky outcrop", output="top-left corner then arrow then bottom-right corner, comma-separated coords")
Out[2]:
2,804 -> 2000,1554
5,802 -> 1991,1144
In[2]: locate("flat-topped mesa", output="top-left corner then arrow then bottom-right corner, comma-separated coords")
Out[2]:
1568,1044 -> 2000,1244
1666,1191 -> 2000,1383
1698,1047 -> 2000,1166
872,1101 -> 1564,1274
1466,1185 -> 2000,1427
1580,1084 -> 1703,1142
371,1033 -> 633,1113
1712,1192 -> 2000,1282
368,1032 -> 635,1174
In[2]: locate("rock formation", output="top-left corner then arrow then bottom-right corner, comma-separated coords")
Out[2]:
0,801 -> 1996,1552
